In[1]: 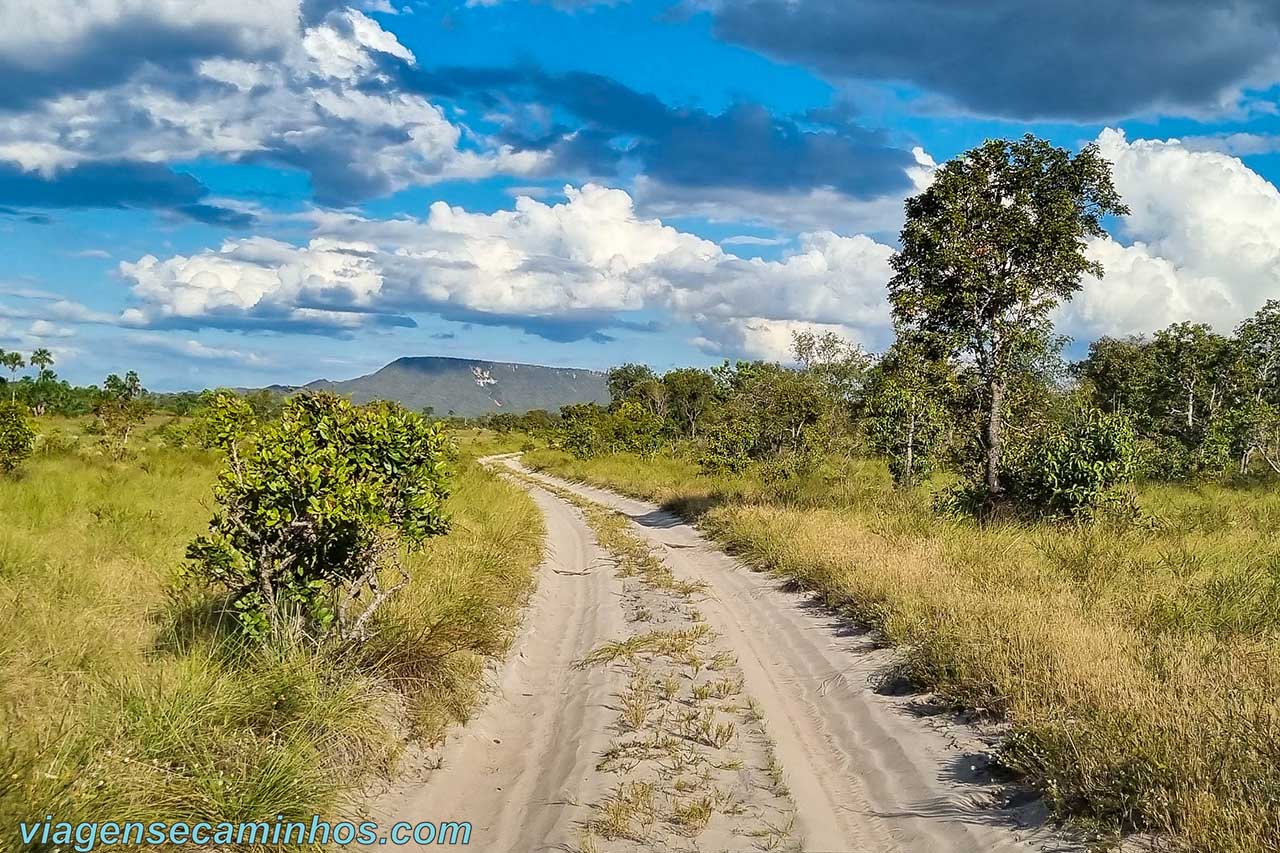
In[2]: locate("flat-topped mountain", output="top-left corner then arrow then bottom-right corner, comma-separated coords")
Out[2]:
296,356 -> 609,417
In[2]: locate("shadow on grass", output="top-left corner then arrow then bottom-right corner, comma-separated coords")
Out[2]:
151,588 -> 245,659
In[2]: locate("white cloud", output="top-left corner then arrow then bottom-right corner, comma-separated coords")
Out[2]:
125,332 -> 269,365
1065,238 -> 1232,337
1179,132 -> 1280,157
1063,129 -> 1280,338
28,319 -> 75,338
691,318 -> 867,361
720,235 -> 790,247
87,130 -> 1280,358
119,183 -> 899,354
0,3 -> 542,200
0,1 -> 300,68
120,236 -> 390,330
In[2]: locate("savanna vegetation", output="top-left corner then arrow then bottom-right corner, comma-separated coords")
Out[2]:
0,373 -> 544,850
516,136 -> 1280,852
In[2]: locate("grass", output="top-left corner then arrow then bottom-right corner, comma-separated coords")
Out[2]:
525,447 -> 1280,853
1,424 -> 543,849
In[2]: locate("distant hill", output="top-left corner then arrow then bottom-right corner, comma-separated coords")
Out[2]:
288,356 -> 609,417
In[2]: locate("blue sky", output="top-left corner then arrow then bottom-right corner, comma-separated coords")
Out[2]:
3,0 -> 1280,390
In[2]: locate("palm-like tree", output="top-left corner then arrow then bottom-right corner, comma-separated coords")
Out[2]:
0,350 -> 25,402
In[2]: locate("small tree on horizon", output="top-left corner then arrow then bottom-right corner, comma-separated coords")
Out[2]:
94,371 -> 149,457
888,134 -> 1128,506
1,350 -> 26,401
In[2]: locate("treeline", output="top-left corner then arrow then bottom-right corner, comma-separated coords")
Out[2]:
467,302 -> 1280,522
1077,312 -> 1280,479
540,300 -> 1277,518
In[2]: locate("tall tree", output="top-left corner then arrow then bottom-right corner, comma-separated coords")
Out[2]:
605,363 -> 656,405
863,341 -> 951,487
0,350 -> 26,402
1236,300 -> 1280,404
662,368 -> 716,438
792,330 -> 873,407
1075,335 -> 1158,419
29,348 -> 53,378
1147,322 -> 1236,444
888,134 -> 1128,500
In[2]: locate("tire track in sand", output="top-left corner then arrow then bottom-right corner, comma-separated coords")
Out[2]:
508,459 -> 1084,853
375,483 -> 628,851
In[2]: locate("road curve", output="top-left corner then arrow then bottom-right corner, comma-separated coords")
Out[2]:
505,458 -> 1080,853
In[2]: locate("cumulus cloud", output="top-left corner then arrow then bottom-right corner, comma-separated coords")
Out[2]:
117,184 -> 897,353
1063,129 -> 1280,338
697,0 -> 1280,120
0,2 -> 542,214
27,319 -> 75,338
691,318 -> 866,361
120,236 -> 409,333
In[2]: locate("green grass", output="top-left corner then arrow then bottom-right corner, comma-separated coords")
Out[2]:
1,426 -> 543,849
525,447 -> 1280,852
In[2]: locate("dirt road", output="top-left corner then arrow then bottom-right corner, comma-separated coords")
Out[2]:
380,457 -> 1079,852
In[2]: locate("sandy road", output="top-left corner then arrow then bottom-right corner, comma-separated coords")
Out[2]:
380,456 -> 1079,852
501,460 -> 1080,853
376,484 -> 629,851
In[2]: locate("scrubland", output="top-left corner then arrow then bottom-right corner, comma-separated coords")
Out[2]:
525,447 -> 1280,852
0,422 -> 542,848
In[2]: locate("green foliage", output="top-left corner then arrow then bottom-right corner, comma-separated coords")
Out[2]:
603,400 -> 664,457
661,367 -> 717,438
1133,433 -> 1196,482
696,414 -> 760,474
0,401 -> 35,475
792,329 -> 873,406
1202,399 -> 1280,476
606,363 -> 657,404
1077,303 -> 1280,484
0,349 -> 26,396
863,343 -> 949,487
94,371 -> 150,458
559,403 -> 607,459
198,391 -> 259,452
185,393 -> 452,640
889,134 -> 1128,500
556,401 -> 663,459
1003,407 -> 1138,519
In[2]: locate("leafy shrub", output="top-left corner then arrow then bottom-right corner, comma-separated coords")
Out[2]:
864,381 -> 946,487
0,401 -> 35,475
185,393 -> 453,640
197,391 -> 258,452
603,400 -> 664,457
697,414 -> 759,473
1004,407 -> 1138,519
1133,433 -> 1196,482
559,403 -> 606,459
1200,400 -> 1280,477
93,371 -> 149,459
33,425 -> 76,456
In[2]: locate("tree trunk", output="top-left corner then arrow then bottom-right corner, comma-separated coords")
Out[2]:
904,409 -> 916,487
984,375 -> 1006,497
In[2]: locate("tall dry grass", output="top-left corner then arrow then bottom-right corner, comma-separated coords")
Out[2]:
525,448 -> 1280,852
1,431 -> 542,849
